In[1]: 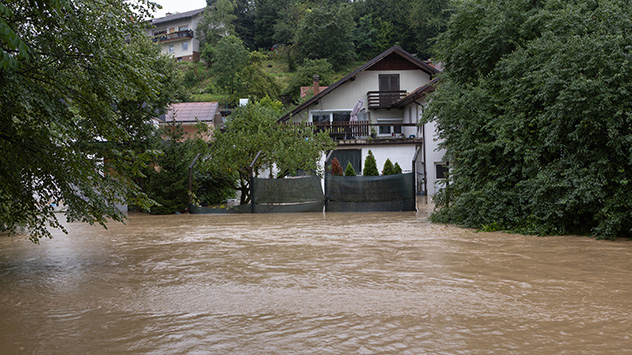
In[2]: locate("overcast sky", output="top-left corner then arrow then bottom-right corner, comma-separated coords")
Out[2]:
151,0 -> 207,18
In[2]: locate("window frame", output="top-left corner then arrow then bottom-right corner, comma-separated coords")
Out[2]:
435,162 -> 449,179
310,111 -> 352,124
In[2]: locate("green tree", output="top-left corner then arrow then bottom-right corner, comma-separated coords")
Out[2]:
252,0 -> 292,50
284,58 -> 334,100
0,0 -> 176,242
353,0 -> 416,57
206,99 -> 334,204
295,4 -> 355,70
143,122 -> 206,214
240,51 -> 281,100
363,150 -> 379,176
409,0 -> 451,59
211,35 -> 250,96
233,0 -> 256,49
198,0 -> 237,48
382,158 -> 394,175
393,162 -> 402,174
344,162 -> 357,176
426,0 -> 632,239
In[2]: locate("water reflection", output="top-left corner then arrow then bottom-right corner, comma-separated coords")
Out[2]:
1,208 -> 631,354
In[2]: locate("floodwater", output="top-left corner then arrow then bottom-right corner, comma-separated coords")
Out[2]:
1,205 -> 632,354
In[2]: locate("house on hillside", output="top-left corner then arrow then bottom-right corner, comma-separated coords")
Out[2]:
157,102 -> 221,141
147,8 -> 204,62
279,45 -> 447,197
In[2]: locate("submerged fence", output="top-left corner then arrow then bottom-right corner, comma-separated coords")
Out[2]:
250,176 -> 325,213
247,173 -> 416,213
325,173 -> 416,212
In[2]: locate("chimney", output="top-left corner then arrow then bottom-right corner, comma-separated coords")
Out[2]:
313,74 -> 320,96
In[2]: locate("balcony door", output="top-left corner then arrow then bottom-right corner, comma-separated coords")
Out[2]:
379,74 -> 400,106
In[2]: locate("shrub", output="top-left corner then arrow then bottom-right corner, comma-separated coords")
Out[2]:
331,157 -> 344,176
382,158 -> 394,175
344,162 -> 357,176
393,162 -> 402,174
363,150 -> 379,176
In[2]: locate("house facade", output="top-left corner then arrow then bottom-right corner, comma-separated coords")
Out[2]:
147,8 -> 204,62
279,46 -> 447,197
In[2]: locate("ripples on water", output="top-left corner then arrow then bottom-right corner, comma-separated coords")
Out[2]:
1,206 -> 632,354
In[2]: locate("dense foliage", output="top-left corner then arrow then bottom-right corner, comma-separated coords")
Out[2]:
426,0 -> 632,239
202,0 -> 451,65
0,0 -> 179,241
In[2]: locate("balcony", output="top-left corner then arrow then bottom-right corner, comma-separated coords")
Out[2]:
367,90 -> 407,109
152,29 -> 194,43
291,122 -> 420,141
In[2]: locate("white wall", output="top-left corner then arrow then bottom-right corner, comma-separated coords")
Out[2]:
361,145 -> 417,175
422,120 -> 447,196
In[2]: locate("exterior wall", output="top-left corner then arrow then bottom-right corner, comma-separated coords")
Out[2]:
423,120 -> 447,196
181,123 -> 214,141
361,145 -> 417,175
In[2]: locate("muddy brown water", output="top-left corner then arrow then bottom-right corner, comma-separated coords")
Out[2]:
1,205 -> 631,354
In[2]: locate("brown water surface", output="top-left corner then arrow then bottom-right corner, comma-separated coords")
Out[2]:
1,206 -> 631,354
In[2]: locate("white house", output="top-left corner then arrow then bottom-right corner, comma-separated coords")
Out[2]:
147,8 -> 204,62
279,45 -> 447,197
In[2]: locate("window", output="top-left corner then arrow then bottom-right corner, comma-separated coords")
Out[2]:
311,111 -> 351,124
329,149 -> 362,175
379,74 -> 401,106
181,41 -> 188,51
168,44 -> 174,54
311,111 -> 352,139
435,163 -> 449,179
378,125 -> 402,135
377,118 -> 403,137
153,29 -> 166,36
378,74 -> 400,92
178,25 -> 189,31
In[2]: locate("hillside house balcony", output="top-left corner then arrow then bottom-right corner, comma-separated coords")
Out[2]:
367,90 -> 407,109
291,121 -> 420,141
152,29 -> 194,43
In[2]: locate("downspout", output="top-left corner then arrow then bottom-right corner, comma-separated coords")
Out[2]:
414,99 -> 428,202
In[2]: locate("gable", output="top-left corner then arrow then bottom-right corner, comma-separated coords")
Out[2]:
367,53 -> 423,71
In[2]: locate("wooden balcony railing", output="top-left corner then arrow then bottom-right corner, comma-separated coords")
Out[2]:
152,29 -> 194,43
290,122 -> 419,141
367,90 -> 407,109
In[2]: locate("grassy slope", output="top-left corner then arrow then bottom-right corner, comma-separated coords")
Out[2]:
182,53 -> 362,104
